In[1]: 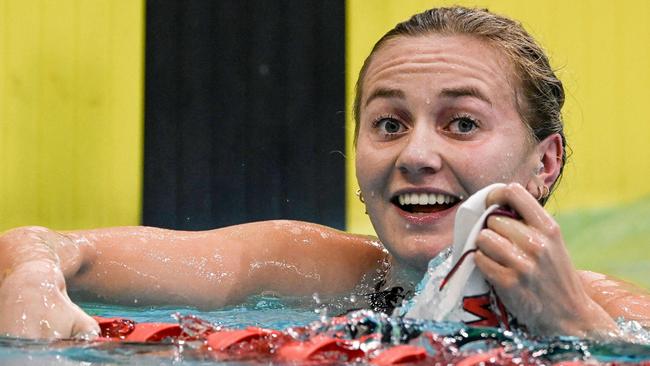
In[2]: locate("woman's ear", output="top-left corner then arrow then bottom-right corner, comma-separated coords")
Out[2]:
525,133 -> 563,199
535,133 -> 564,188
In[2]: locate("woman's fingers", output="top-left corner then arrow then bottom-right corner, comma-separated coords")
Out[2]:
474,250 -> 515,290
476,228 -> 527,268
485,214 -> 550,260
71,310 -> 100,340
486,183 -> 559,237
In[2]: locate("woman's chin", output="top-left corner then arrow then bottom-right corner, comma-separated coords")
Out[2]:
391,238 -> 452,272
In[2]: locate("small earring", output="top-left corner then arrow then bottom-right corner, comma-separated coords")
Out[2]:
536,185 -> 550,200
356,189 -> 368,214
356,189 -> 365,203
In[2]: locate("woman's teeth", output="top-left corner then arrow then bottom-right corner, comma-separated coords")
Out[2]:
397,192 -> 457,206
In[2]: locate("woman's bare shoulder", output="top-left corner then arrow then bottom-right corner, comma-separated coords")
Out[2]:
579,270 -> 650,326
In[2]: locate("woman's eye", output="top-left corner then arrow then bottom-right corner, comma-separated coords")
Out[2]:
448,116 -> 478,135
375,117 -> 405,135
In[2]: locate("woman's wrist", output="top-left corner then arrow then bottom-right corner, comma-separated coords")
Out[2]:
554,296 -> 620,340
2,259 -> 66,293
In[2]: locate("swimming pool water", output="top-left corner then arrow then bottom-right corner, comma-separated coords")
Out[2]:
2,297 -> 650,365
83,299 -> 322,330
0,299 -> 322,365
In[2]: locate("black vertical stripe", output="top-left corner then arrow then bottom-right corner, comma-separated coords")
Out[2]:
143,0 -> 346,230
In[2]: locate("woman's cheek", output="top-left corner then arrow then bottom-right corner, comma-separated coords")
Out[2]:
452,146 -> 528,190
355,148 -> 387,191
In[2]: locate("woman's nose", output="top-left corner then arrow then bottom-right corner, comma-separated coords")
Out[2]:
395,128 -> 442,175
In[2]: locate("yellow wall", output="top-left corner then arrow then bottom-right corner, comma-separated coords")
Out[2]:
346,0 -> 650,234
0,0 -> 144,231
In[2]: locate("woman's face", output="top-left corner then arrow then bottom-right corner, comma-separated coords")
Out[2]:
355,34 -> 540,271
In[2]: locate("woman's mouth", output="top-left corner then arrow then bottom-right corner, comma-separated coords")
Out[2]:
392,192 -> 459,213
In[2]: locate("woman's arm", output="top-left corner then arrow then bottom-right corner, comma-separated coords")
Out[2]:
0,226 -> 100,339
579,270 -> 650,327
68,221 -> 386,306
0,221 -> 387,339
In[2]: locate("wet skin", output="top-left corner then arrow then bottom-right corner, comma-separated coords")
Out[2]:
355,34 -> 626,337
2,34 -> 650,340
356,34 -> 541,271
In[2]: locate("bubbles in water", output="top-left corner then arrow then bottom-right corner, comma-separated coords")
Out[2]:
617,318 -> 650,344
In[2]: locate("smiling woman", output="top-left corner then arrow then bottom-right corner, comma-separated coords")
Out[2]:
355,33 -> 551,270
1,6 -> 650,341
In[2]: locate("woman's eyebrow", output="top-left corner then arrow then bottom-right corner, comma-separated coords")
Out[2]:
364,88 -> 405,107
440,86 -> 492,106
364,86 -> 492,108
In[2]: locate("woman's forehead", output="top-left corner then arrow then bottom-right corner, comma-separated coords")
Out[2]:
361,34 -> 518,108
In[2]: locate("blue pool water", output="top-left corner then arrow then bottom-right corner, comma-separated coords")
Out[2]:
2,297 -> 650,365
0,298 -> 322,365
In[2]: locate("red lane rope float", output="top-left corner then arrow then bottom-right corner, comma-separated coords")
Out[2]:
276,335 -> 366,363
88,316 -> 604,366
94,316 -> 182,342
455,347 -> 504,366
125,322 -> 182,342
206,327 -> 293,362
93,316 -> 136,339
370,344 -> 427,366
207,327 -> 282,352
89,316 -> 467,365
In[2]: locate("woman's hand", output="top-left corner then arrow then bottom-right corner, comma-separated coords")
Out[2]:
0,227 -> 99,339
474,183 -> 618,338
0,260 -> 99,339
